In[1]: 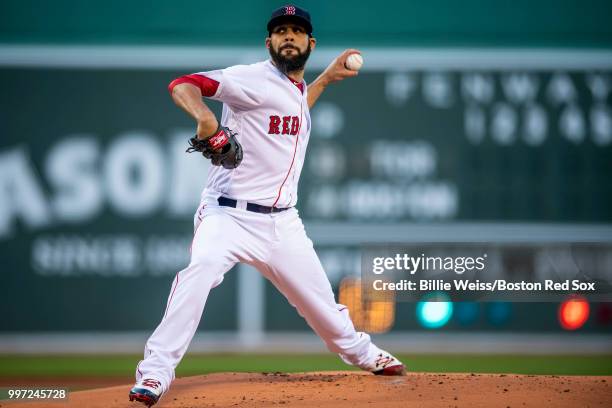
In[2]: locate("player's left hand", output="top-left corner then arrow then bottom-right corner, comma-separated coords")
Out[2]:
186,126 -> 243,169
320,49 -> 361,85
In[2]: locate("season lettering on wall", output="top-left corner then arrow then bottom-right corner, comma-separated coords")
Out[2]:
0,130 -> 209,239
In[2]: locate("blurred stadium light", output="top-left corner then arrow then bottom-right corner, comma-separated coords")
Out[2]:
338,278 -> 395,333
455,302 -> 479,326
559,296 -> 590,331
417,293 -> 454,329
486,302 -> 513,326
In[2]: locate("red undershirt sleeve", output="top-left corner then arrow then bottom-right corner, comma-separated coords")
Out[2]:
168,74 -> 220,97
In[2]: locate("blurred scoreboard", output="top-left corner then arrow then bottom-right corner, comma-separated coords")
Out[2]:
302,69 -> 612,222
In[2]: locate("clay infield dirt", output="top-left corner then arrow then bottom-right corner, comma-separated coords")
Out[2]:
3,371 -> 610,407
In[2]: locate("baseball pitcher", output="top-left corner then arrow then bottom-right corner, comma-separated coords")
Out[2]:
129,4 -> 405,406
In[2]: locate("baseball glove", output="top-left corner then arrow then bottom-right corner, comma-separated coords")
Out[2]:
186,126 -> 243,169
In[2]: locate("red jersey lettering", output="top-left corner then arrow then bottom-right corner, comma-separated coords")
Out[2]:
282,116 -> 291,135
290,116 -> 300,135
268,115 -> 281,134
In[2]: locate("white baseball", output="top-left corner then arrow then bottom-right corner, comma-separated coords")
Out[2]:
345,53 -> 363,71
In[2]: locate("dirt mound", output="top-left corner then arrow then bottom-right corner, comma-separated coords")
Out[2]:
4,371 -> 610,407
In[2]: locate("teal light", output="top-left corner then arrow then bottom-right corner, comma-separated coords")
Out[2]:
417,293 -> 453,329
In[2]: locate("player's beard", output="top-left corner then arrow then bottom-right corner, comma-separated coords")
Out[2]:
269,42 -> 311,74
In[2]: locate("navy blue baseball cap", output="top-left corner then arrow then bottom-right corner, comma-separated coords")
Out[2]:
267,5 -> 313,35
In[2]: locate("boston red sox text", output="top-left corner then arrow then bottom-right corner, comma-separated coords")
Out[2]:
372,279 -> 597,292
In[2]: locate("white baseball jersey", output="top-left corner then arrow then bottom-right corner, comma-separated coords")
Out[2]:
196,60 -> 311,208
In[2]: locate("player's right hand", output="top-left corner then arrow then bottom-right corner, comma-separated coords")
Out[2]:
320,49 -> 361,85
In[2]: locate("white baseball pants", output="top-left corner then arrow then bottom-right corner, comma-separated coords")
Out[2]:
136,194 -> 383,391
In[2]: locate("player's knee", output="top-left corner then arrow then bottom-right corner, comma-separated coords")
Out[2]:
188,255 -> 230,278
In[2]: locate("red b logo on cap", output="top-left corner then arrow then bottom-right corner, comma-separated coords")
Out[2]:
285,6 -> 296,15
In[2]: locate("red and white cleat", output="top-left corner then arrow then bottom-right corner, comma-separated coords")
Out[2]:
371,352 -> 407,376
129,378 -> 163,407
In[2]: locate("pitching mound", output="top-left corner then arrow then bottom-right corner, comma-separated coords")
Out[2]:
4,371 -> 610,407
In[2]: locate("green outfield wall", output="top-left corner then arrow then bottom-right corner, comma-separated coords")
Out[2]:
0,0 -> 611,336
1,0 -> 612,47
1,51 -> 611,333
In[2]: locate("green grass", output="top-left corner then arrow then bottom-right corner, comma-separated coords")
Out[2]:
0,354 -> 611,377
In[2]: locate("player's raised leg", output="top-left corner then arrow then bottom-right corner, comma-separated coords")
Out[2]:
262,209 -> 406,376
